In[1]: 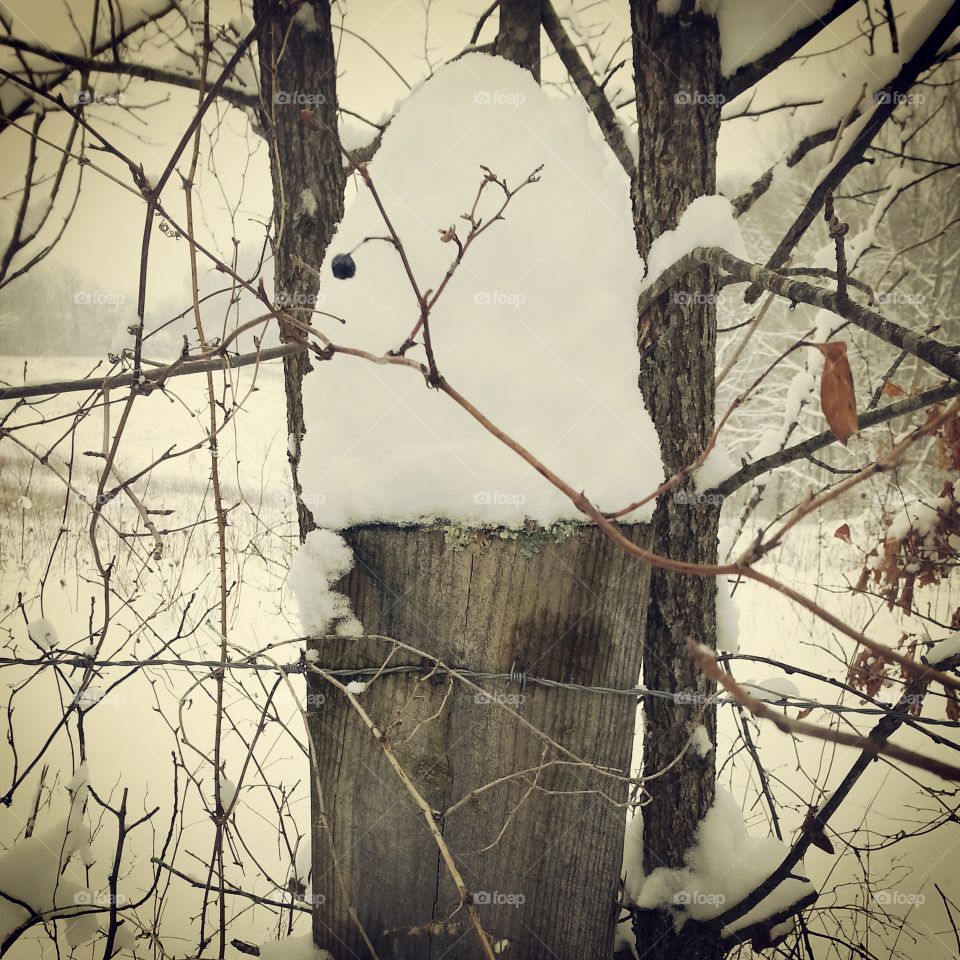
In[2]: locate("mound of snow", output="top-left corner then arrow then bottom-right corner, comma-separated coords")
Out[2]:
289,529 -> 362,637
0,819 -> 98,948
625,787 -> 815,935
640,195 -> 746,290
299,54 -> 663,529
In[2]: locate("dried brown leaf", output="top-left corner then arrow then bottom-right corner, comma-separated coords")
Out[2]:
812,341 -> 858,444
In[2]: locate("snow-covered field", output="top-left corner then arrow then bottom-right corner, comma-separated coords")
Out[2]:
0,355 -> 308,953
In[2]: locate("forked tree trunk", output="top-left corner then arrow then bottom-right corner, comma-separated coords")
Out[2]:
307,523 -> 653,959
630,3 -> 722,958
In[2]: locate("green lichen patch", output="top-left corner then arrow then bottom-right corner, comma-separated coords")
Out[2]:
441,520 -> 584,556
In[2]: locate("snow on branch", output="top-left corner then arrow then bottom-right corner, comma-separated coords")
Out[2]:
744,0 -> 960,301
641,245 -> 960,383
714,379 -> 960,495
540,0 -> 637,180
721,1 -> 859,99
707,644 -> 960,932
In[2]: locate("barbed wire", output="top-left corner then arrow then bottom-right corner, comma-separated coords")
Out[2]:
3,652 -> 959,727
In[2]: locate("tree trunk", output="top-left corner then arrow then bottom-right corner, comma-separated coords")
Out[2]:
307,523 -> 652,959
496,0 -> 541,81
253,0 -> 345,538
629,3 -> 722,957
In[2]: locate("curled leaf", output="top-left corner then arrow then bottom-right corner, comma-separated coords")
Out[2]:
810,829 -> 835,854
947,687 -> 959,722
813,342 -> 858,444
801,806 -> 835,854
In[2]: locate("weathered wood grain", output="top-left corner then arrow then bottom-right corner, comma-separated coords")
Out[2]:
308,522 -> 652,959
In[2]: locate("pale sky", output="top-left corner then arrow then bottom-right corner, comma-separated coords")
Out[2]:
0,0 -> 930,315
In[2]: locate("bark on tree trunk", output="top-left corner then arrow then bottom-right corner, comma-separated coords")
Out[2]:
496,0 -> 541,81
307,523 -> 653,959
253,0 -> 345,538
629,3 -> 723,957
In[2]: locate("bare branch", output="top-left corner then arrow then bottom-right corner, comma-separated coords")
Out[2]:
745,1 -> 960,300
694,246 -> 960,382
541,0 -> 636,180
715,379 -> 960,495
723,1 -> 859,101
0,35 -> 258,110
0,2 -> 177,129
710,648 -> 960,931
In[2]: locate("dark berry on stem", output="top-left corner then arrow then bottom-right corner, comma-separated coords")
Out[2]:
331,253 -> 356,279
